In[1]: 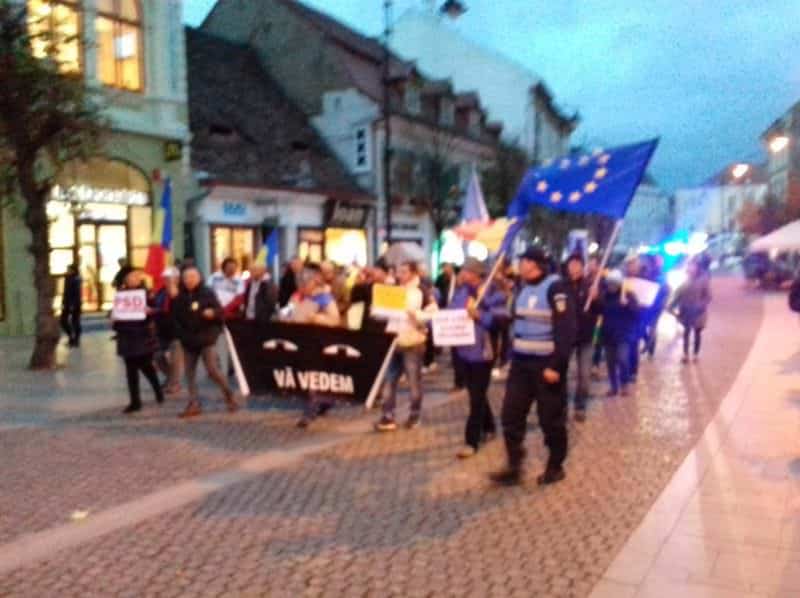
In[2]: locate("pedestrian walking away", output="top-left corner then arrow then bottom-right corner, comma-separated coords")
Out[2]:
60,263 -> 82,347
173,267 -> 239,418
449,258 -> 504,458
491,247 -> 576,487
670,259 -> 711,363
112,270 -> 164,414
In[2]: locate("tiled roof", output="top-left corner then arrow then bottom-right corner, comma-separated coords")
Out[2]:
185,27 -> 367,197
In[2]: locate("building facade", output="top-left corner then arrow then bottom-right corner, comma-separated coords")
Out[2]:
674,164 -> 768,237
1,0 -> 189,335
761,100 -> 800,206
391,7 -> 578,162
185,28 -> 370,277
201,0 -> 501,261
617,176 -> 674,250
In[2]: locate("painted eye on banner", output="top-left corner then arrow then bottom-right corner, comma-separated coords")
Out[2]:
263,339 -> 300,352
322,344 -> 362,358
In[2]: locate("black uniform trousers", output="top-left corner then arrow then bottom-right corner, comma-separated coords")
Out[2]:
501,355 -> 568,472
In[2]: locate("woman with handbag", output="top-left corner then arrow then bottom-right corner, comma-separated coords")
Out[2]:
113,269 -> 165,414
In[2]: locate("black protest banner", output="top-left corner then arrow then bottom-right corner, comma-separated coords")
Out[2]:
225,321 -> 396,406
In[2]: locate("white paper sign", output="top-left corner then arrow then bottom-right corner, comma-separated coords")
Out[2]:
111,289 -> 147,321
623,277 -> 660,308
432,309 -> 476,347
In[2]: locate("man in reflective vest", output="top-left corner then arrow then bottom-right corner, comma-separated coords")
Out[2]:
491,246 -> 577,486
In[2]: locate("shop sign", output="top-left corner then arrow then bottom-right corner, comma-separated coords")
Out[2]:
50,184 -> 149,206
325,199 -> 369,229
164,140 -> 183,162
223,202 -> 247,217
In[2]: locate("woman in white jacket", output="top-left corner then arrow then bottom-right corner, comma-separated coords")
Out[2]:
375,261 -> 437,431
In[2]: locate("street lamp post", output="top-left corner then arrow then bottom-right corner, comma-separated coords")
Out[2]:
382,0 -> 393,252
380,0 -> 467,258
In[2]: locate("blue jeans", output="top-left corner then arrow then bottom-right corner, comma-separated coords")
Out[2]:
604,341 -> 630,394
382,345 -> 424,419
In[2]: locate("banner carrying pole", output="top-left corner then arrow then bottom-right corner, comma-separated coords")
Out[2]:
584,219 -> 624,312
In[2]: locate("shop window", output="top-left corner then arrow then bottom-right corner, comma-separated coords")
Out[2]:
298,229 -> 324,264
128,205 -> 151,266
353,126 -> 371,173
47,157 -> 151,310
96,0 -> 143,92
324,228 -> 367,267
211,226 -> 256,273
27,0 -> 83,73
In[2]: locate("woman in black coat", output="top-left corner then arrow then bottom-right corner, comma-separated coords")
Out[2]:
113,270 -> 164,414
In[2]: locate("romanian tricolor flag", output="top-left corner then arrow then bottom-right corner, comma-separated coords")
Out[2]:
254,228 -> 279,269
144,178 -> 173,291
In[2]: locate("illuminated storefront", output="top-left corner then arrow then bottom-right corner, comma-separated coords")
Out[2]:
189,187 -> 373,278
47,158 -> 152,311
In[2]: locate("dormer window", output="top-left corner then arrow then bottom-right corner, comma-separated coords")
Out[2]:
440,98 -> 455,127
468,110 -> 481,136
405,84 -> 421,116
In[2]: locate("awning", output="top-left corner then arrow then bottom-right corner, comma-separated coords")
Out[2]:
749,219 -> 800,252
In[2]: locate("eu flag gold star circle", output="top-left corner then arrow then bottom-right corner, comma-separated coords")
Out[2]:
560,159 -> 571,169
550,191 -> 563,203
594,168 -> 608,180
598,154 -> 611,165
578,156 -> 590,166
537,181 -> 548,193
584,181 -> 598,193
569,191 -> 582,203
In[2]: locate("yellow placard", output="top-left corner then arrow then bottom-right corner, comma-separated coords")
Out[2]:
372,284 -> 408,315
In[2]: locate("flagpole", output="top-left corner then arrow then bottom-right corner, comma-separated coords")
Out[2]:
584,219 -> 624,312
475,250 -> 506,306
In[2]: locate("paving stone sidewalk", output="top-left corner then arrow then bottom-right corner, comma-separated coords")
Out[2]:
0,278 -> 763,597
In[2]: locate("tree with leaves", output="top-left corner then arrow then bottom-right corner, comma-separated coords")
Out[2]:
1,1 -> 105,369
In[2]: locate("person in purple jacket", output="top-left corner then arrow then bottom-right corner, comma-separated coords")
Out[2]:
450,258 -> 506,459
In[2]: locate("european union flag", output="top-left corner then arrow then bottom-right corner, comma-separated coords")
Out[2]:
507,139 -> 659,221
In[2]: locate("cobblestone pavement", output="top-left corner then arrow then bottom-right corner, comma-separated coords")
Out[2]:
0,278 -> 764,597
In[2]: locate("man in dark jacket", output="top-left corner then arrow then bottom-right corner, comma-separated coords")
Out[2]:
491,247 -> 577,487
61,264 -> 82,347
225,263 -> 278,325
278,256 -> 303,308
565,254 -> 600,422
173,267 -> 239,418
435,262 -> 457,308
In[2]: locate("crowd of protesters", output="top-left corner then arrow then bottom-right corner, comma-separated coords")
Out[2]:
57,241 -> 715,485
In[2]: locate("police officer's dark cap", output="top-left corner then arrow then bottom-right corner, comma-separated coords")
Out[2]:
519,246 -> 549,267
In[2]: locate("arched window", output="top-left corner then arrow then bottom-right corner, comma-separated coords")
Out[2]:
95,0 -> 143,91
27,0 -> 83,73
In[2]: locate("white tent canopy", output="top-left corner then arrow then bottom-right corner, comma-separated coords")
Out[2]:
749,219 -> 800,252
